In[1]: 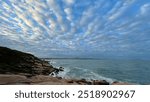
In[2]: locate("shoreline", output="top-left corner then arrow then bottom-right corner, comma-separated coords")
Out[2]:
0,74 -> 132,85
0,46 -> 133,85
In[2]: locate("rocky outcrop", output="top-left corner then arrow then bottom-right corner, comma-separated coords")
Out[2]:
0,46 -> 55,75
65,79 -> 110,85
0,74 -> 30,84
0,74 -> 110,85
0,46 -> 132,85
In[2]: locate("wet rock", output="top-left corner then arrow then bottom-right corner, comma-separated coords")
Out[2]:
50,67 -> 65,77
59,67 -> 64,71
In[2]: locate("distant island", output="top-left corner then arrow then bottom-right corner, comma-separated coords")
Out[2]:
0,46 -> 130,85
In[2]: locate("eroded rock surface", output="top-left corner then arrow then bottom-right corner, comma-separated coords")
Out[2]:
0,46 -> 55,75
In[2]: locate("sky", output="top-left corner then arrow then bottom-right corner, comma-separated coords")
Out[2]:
0,0 -> 150,59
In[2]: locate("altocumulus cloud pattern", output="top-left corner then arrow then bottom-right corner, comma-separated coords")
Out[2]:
0,0 -> 150,58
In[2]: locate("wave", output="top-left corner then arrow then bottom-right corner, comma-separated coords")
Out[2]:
57,66 -> 116,83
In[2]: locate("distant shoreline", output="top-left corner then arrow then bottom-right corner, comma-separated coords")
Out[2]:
40,58 -> 150,62
41,58 -> 100,60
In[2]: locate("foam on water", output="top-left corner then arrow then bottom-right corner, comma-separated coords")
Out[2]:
48,59 -> 150,84
57,66 -> 115,83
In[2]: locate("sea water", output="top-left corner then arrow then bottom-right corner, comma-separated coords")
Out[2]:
48,59 -> 150,84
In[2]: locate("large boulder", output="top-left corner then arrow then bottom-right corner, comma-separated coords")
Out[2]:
0,46 -> 55,75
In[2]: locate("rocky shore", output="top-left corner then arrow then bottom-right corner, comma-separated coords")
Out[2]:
0,46 -> 130,85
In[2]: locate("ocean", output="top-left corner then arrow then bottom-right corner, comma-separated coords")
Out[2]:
47,59 -> 150,84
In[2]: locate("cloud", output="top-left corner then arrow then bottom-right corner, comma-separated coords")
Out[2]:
64,8 -> 72,21
63,0 -> 75,6
140,3 -> 150,15
47,0 -> 71,33
0,0 -> 150,58
108,0 -> 135,20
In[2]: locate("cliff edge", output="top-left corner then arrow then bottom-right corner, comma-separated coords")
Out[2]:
0,46 -> 55,75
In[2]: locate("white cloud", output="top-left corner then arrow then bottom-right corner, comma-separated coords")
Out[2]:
0,0 -> 150,57
64,8 -> 72,21
47,0 -> 70,33
140,3 -> 150,15
63,0 -> 75,6
108,0 -> 135,20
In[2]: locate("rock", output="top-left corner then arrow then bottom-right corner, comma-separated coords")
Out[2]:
93,80 -> 109,85
67,80 -> 74,83
59,67 -> 64,71
75,79 -> 87,84
86,81 -> 92,85
50,67 -> 65,77
74,79 -> 92,85
0,46 -> 55,75
111,81 -> 131,85
0,74 -> 30,85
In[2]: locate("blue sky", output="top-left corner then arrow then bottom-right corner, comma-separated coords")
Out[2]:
0,0 -> 150,59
